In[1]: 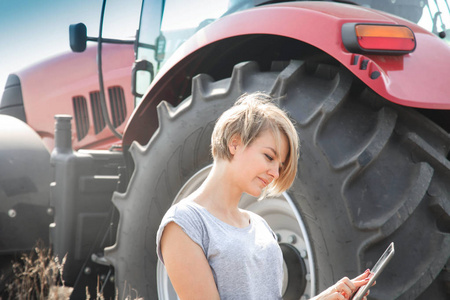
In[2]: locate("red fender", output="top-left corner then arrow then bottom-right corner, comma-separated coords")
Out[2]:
124,2 -> 450,145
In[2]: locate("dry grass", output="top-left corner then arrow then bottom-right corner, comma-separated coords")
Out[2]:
5,244 -> 142,300
5,244 -> 71,300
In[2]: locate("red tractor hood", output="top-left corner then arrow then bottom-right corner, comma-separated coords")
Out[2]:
15,43 -> 134,150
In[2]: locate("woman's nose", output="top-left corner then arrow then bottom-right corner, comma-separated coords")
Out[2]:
268,164 -> 280,180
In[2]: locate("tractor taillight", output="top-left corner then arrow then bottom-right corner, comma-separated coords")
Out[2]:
342,23 -> 416,55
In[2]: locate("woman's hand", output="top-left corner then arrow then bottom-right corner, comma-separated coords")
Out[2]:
311,269 -> 372,300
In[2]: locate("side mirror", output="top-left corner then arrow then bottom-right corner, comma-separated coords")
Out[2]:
131,60 -> 154,98
69,23 -> 87,52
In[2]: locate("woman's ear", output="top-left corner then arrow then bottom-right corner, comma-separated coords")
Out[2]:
229,135 -> 241,156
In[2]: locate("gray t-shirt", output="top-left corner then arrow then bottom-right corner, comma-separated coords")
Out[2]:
156,200 -> 283,300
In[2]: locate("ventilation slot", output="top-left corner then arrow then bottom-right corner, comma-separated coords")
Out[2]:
108,86 -> 127,128
72,96 -> 90,141
90,91 -> 106,134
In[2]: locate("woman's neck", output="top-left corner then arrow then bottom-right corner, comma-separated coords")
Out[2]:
195,161 -> 241,210
192,161 -> 250,227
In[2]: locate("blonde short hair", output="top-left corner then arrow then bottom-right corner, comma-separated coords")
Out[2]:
211,92 -> 299,195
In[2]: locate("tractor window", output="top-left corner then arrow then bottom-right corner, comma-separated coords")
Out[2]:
158,0 -> 229,69
135,0 -> 254,105
418,0 -> 450,44
101,0 -> 142,40
159,0 -> 256,67
161,0 -> 228,31
354,0 -> 450,44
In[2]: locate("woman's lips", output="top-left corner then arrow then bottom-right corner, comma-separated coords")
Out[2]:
258,177 -> 269,187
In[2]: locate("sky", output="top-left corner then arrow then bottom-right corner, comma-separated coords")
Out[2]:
0,0 -> 141,101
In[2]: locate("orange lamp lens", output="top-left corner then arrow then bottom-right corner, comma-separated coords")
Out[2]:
354,25 -> 415,51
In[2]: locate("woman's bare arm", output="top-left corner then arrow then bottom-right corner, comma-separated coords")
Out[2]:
160,221 -> 220,300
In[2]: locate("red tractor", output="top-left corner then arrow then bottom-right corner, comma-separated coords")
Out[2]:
1,0 -> 450,299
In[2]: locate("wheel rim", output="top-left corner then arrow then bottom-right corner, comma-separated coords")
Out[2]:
156,165 -> 316,299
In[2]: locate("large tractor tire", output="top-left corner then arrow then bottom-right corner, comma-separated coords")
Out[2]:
106,60 -> 450,299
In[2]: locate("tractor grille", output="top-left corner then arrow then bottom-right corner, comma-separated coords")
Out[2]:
108,86 -> 127,128
72,96 -> 90,141
90,91 -> 106,134
72,86 -> 127,141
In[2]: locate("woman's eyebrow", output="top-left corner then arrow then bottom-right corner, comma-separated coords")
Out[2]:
264,147 -> 278,156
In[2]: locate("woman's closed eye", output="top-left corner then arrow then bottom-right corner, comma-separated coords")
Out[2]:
264,154 -> 274,161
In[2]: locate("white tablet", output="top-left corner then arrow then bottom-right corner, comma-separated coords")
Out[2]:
352,242 -> 395,300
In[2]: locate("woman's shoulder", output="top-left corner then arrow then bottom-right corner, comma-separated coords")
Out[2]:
158,198 -> 208,245
165,198 -> 203,219
157,198 -> 209,264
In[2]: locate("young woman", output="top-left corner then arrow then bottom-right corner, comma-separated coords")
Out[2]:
156,93 -> 371,300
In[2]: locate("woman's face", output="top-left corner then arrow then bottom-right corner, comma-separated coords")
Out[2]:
230,129 -> 289,197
